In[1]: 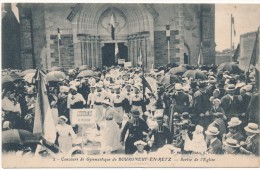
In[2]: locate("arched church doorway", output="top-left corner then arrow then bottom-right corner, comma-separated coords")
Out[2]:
184,43 -> 190,64
102,43 -> 128,67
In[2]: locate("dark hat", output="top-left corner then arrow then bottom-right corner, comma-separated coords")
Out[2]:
155,115 -> 164,121
131,110 -> 140,117
199,81 -> 207,88
181,112 -> 190,119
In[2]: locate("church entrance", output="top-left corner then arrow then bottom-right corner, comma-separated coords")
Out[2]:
102,43 -> 128,67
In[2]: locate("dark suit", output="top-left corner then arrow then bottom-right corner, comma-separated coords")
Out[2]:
220,94 -> 239,117
241,134 -> 260,156
173,91 -> 190,113
148,125 -> 172,151
120,118 -> 149,154
207,138 -> 223,154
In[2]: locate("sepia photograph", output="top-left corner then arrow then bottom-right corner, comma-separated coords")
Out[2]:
1,0 -> 260,168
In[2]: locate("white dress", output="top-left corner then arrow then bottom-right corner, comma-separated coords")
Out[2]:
100,110 -> 121,151
56,124 -> 76,153
190,133 -> 207,154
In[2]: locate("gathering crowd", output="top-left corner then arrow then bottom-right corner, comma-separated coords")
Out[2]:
1,62 -> 260,157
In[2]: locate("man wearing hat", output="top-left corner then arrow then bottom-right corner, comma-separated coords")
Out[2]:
223,138 -> 241,154
172,83 -> 190,114
220,84 -> 240,118
223,117 -> 244,143
121,83 -> 132,117
240,123 -> 260,156
147,115 -> 172,152
192,81 -> 211,124
205,126 -> 223,154
208,112 -> 227,137
120,110 -> 149,154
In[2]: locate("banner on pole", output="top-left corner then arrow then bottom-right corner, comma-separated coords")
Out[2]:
71,109 -> 96,125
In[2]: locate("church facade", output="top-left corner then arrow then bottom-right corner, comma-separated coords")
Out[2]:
17,3 -> 215,70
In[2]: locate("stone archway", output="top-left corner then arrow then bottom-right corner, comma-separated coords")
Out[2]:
184,43 -> 191,64
71,4 -> 156,68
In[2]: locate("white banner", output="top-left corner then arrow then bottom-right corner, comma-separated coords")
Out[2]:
118,59 -> 125,64
124,62 -> 132,67
71,109 -> 96,125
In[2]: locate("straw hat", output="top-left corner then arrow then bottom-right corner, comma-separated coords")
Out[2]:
225,84 -> 236,92
227,117 -> 242,128
244,123 -> 260,134
59,115 -> 68,123
223,138 -> 240,148
205,127 -> 219,136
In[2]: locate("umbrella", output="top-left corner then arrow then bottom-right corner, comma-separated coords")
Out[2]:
77,70 -> 97,78
2,129 -> 39,145
23,72 -> 36,84
161,74 -> 182,86
183,69 -> 207,80
79,65 -> 91,72
217,62 -> 243,74
46,71 -> 66,82
168,66 -> 187,75
20,69 -> 36,76
2,72 -> 23,84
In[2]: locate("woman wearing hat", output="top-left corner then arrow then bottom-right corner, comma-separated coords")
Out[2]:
222,117 -> 244,143
56,116 -> 76,154
239,123 -> 260,156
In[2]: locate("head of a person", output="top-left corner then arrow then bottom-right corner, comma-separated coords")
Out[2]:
133,86 -> 140,94
223,139 -> 240,154
205,127 -> 219,139
90,86 -> 96,93
244,123 -> 260,136
240,88 -> 246,96
58,116 -> 68,125
134,140 -> 146,152
213,99 -> 221,107
227,117 -> 242,134
102,99 -> 110,108
213,89 -> 220,98
131,110 -> 140,120
4,90 -> 12,98
226,84 -> 236,95
199,81 -> 207,90
114,86 -> 120,93
69,86 -> 77,95
155,116 -> 164,126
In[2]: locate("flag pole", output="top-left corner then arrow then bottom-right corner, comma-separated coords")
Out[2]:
246,27 -> 260,75
231,14 -> 233,50
57,28 -> 61,67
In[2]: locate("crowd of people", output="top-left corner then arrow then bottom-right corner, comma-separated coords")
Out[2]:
1,63 -> 260,157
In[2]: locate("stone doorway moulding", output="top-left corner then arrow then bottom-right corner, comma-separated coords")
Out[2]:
70,4 -> 158,69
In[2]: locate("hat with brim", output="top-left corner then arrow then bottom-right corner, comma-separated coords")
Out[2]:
180,112 -> 190,119
223,139 -> 240,148
225,84 -> 236,92
134,140 -> 147,146
102,99 -> 110,106
227,117 -> 242,128
155,115 -> 164,121
205,127 -> 219,136
131,110 -> 140,117
213,98 -> 221,104
59,115 -> 68,123
68,146 -> 83,156
244,123 -> 260,134
70,86 -> 77,91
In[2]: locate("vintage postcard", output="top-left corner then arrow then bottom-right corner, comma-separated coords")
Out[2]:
1,1 -> 260,168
